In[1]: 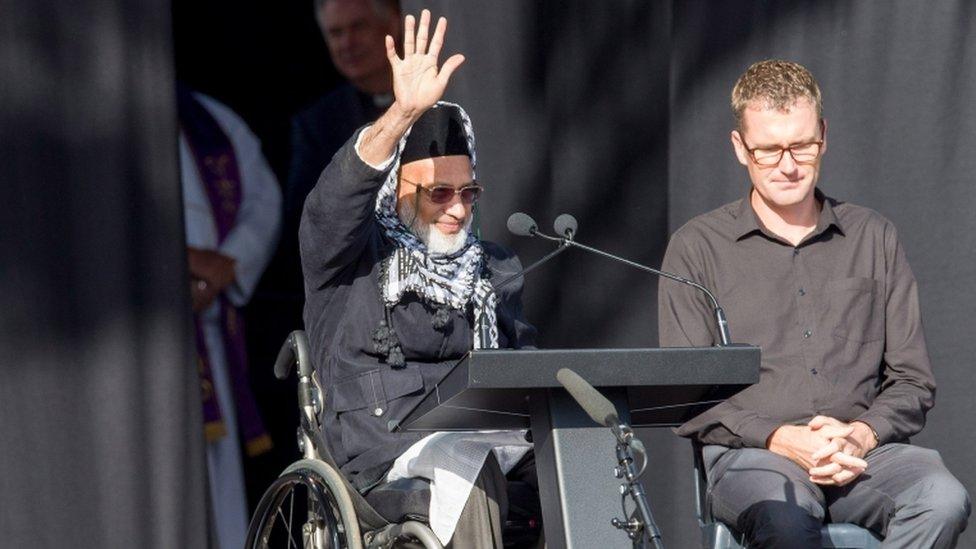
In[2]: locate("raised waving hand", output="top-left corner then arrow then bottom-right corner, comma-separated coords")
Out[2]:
387,9 -> 465,117
358,9 -> 465,166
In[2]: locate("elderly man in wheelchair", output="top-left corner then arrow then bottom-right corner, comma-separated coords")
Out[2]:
247,9 -> 540,549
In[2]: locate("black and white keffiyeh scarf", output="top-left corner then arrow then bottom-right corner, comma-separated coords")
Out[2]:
372,102 -> 499,367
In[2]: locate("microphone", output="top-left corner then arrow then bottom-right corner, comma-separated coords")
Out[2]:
494,213 -> 572,291
506,211 -> 537,237
551,213 -> 733,346
556,368 -> 618,427
506,212 -> 563,243
553,213 -> 578,240
556,368 -> 645,455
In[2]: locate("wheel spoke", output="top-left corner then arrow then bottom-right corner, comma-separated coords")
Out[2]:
275,487 -> 299,549
249,468 -> 352,549
288,488 -> 295,545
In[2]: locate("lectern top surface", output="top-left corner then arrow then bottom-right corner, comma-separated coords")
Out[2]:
455,345 -> 760,388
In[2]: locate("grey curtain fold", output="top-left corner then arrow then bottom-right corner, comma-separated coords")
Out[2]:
0,0 -> 209,547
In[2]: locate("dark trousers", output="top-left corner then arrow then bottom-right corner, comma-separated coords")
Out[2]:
398,452 -> 542,549
442,452 -> 507,548
703,443 -> 970,548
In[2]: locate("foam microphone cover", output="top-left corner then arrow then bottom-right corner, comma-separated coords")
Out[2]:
506,212 -> 538,237
553,213 -> 578,238
556,368 -> 618,427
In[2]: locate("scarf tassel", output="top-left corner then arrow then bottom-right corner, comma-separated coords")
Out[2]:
372,312 -> 406,369
431,305 -> 451,330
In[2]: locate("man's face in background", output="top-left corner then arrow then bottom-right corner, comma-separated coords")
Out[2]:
317,0 -> 399,94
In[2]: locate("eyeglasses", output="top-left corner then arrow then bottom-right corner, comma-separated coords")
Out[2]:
741,122 -> 825,167
402,179 -> 484,205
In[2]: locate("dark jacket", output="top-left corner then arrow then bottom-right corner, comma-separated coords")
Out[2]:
299,132 -> 536,489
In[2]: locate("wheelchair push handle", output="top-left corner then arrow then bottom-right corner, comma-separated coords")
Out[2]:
274,330 -> 313,380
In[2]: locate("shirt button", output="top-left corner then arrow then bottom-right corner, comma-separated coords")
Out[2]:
810,368 -> 818,375
803,330 -> 812,338
798,288 -> 806,296
793,248 -> 800,256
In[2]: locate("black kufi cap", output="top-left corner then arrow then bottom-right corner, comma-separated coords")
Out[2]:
401,105 -> 470,164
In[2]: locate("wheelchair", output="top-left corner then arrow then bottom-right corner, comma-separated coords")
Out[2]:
245,330 -> 443,549
691,440 -> 882,549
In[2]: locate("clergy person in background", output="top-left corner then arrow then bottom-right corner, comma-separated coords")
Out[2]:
178,84 -> 282,549
287,0 -> 401,215
276,0 -> 402,304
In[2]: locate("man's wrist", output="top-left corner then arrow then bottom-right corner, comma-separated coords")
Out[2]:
388,101 -> 422,123
359,108 -> 415,166
354,126 -> 397,171
852,421 -> 879,451
765,424 -> 793,451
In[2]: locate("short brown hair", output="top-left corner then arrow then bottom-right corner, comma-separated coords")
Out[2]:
731,60 -> 822,126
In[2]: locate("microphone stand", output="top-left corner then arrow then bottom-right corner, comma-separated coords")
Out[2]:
494,236 -> 571,291
506,211 -> 733,345
557,367 -> 666,548
609,424 -> 664,549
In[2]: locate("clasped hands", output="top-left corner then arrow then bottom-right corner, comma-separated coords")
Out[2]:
767,416 -> 878,486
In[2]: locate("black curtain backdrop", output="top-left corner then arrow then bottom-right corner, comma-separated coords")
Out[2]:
419,1 -> 976,547
0,0 -> 208,547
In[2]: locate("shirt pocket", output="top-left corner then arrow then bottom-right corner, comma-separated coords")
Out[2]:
825,277 -> 884,343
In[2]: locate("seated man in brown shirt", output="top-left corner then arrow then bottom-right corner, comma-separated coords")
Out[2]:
658,60 -> 970,548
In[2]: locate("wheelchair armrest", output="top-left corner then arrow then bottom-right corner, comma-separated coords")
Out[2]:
274,330 -> 313,379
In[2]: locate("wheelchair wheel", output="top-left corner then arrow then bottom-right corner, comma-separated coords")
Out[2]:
246,459 -> 363,549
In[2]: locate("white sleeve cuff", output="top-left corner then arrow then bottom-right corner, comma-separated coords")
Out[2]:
354,125 -> 397,171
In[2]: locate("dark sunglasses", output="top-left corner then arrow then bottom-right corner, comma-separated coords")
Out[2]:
402,179 -> 484,205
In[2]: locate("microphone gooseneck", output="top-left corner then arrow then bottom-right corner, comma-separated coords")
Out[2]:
562,238 -> 731,344
506,211 -> 733,346
547,217 -> 732,346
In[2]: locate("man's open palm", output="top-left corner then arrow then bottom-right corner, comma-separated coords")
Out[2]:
385,9 -> 465,116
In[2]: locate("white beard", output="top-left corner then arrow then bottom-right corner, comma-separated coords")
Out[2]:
398,198 -> 471,255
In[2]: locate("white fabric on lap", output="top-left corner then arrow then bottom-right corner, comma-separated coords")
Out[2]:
386,431 -> 532,545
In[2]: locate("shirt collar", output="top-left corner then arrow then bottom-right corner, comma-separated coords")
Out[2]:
733,187 -> 845,242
